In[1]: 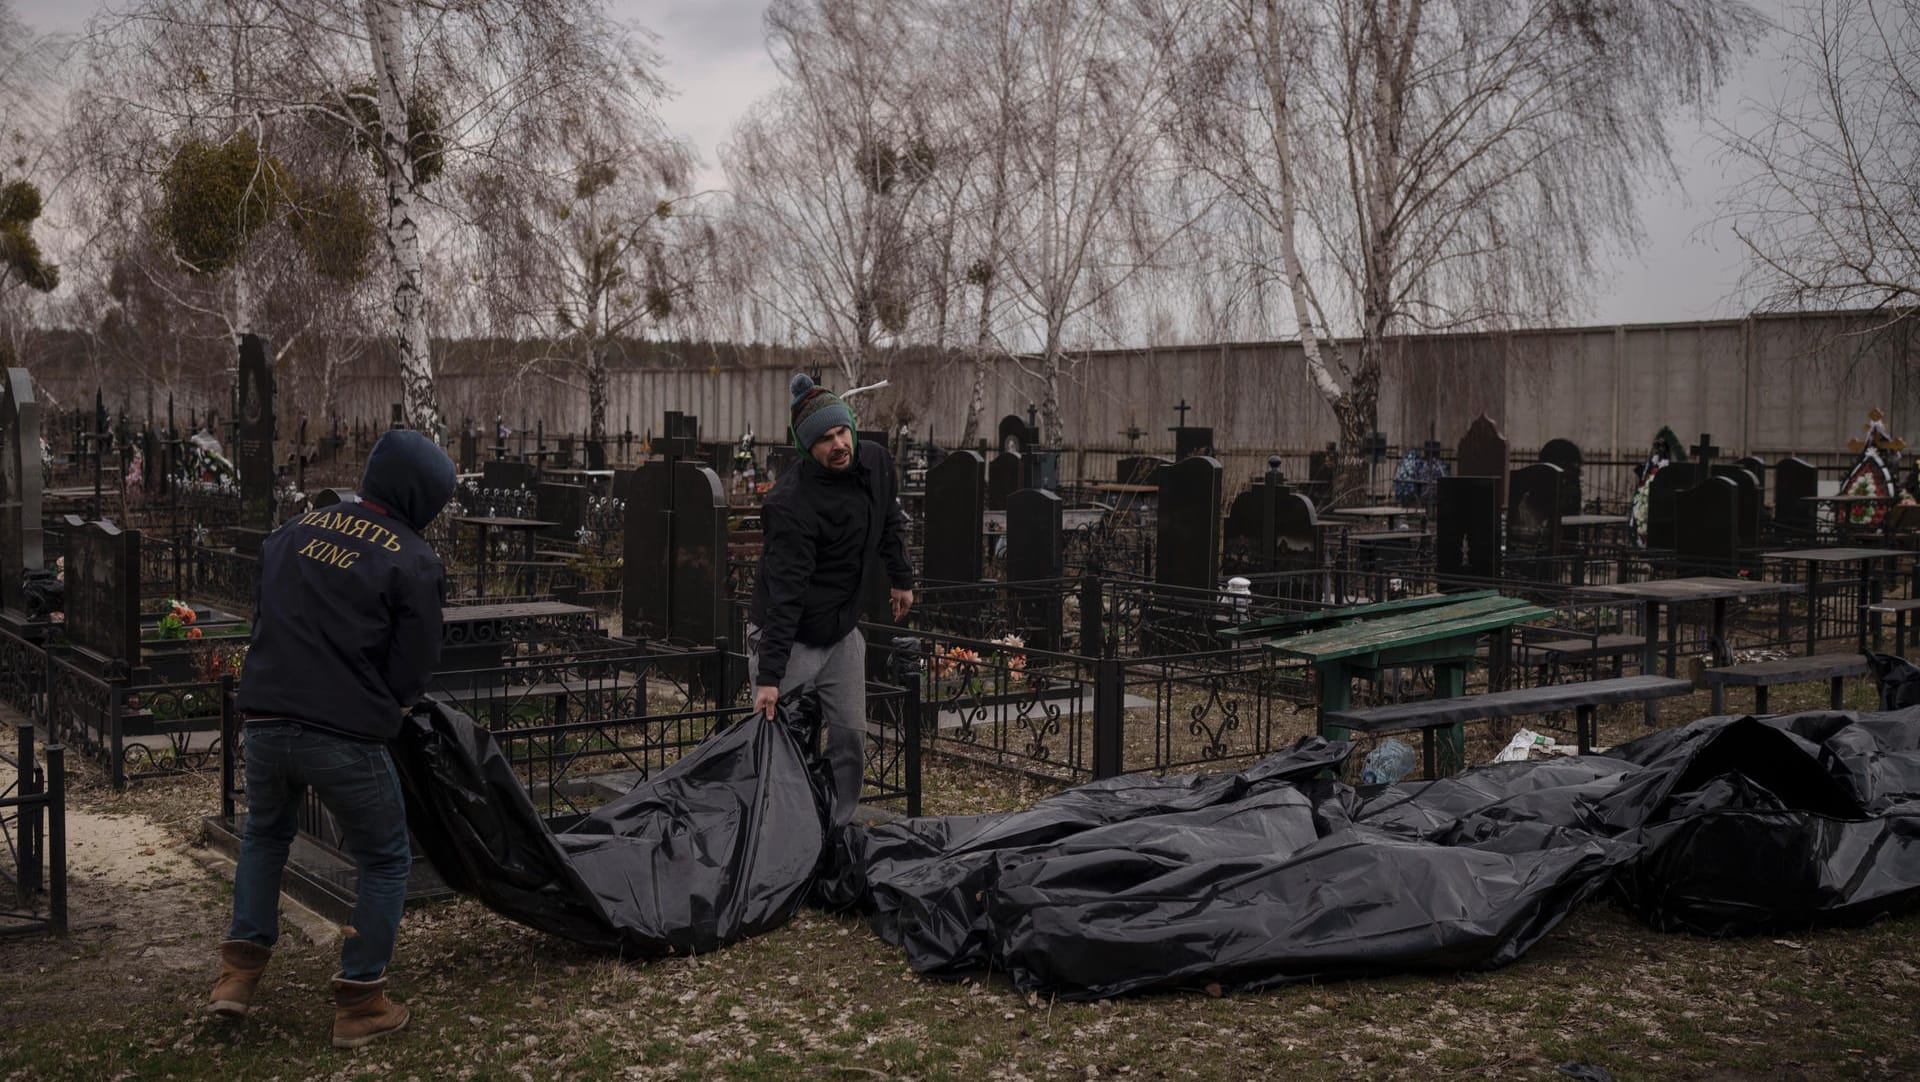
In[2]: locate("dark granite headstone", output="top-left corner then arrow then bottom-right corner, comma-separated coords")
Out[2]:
536,482 -> 587,542
1026,450 -> 1060,492
1224,479 -> 1319,594
1117,456 -> 1171,486
67,520 -> 140,672
1774,456 -> 1818,530
236,334 -> 275,530
1711,465 -> 1762,549
987,451 -> 1022,512
1645,463 -> 1700,550
1155,456 -> 1223,591
556,436 -> 575,470
1006,488 -> 1064,651
584,440 -> 607,470
1539,438 -> 1583,516
1506,463 -> 1564,578
458,426 -> 478,473
1676,476 -> 1741,573
1,368 -> 44,616
669,463 -> 728,645
1735,456 -> 1768,507
1173,427 -> 1215,460
623,466 -> 672,639
997,414 -> 1037,454
764,446 -> 799,484
482,459 -> 536,493
924,451 -> 985,584
1436,476 -> 1499,580
1457,415 -> 1510,508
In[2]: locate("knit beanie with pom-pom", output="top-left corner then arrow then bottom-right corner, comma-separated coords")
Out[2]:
788,373 -> 857,452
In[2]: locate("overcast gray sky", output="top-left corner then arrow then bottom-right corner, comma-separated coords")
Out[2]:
14,0 -> 1793,329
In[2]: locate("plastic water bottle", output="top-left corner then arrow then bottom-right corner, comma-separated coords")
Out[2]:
1360,738 -> 1417,785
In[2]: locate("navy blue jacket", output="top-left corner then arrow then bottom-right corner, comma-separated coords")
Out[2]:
748,440 -> 912,686
237,430 -> 455,742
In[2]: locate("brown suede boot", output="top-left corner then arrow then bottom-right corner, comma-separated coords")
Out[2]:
208,939 -> 273,1017
331,974 -> 410,1049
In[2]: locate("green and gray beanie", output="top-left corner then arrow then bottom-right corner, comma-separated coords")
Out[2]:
789,373 -> 856,452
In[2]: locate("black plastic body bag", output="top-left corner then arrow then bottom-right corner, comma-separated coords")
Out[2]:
840,713 -> 1920,1000
391,700 -> 832,957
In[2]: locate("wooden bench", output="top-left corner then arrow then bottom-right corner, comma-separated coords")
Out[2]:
1703,652 -> 1869,715
1322,675 -> 1696,778
1868,598 -> 1920,655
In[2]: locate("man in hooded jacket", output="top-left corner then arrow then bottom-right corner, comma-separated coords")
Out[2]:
749,374 -> 914,828
208,428 -> 455,1050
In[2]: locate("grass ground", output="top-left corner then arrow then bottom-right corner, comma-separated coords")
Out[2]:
2,676 -> 1917,1081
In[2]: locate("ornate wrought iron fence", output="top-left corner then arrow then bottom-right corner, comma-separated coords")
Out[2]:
0,723 -> 66,937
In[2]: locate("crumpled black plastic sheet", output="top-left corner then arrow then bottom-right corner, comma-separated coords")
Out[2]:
391,700 -> 830,957
846,712 -> 1920,999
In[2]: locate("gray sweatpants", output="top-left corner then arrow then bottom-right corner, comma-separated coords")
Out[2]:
747,624 -> 866,827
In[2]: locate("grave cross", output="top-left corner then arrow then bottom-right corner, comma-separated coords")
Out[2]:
1118,422 -> 1145,450
1172,398 -> 1192,427
1026,403 -> 1039,431
1691,433 -> 1721,471
1422,437 -> 1444,459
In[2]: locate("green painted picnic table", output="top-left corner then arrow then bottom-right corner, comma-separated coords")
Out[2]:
1263,593 -> 1554,771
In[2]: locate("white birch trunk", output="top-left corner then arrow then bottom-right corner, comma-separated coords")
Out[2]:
363,0 -> 443,440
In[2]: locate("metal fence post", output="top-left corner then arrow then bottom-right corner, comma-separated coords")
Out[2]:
16,724 -> 40,897
219,674 -> 237,822
46,743 -> 66,933
108,683 -> 126,792
1080,575 -> 1104,660
1092,658 -> 1124,779
903,664 -> 923,819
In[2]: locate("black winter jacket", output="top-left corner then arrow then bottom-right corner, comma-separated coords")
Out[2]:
236,430 -> 454,742
748,440 -> 913,686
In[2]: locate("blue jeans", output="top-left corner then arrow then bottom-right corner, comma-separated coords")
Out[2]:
227,723 -> 413,982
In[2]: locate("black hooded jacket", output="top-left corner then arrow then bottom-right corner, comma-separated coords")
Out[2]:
237,430 -> 456,742
748,439 -> 912,686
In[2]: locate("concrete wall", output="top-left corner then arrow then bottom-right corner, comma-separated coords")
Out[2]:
30,310 -> 1917,493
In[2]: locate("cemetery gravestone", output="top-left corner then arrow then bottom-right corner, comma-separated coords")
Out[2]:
1117,455 -> 1171,486
458,425 -> 479,473
1676,476 -> 1741,574
1735,456 -> 1768,507
1436,476 -> 1499,581
482,459 -> 536,493
987,452 -> 1023,512
1,368 -> 45,618
1155,456 -> 1223,591
67,520 -> 140,676
924,452 -> 986,584
1457,415 -> 1511,508
1645,463 -> 1700,550
1506,463 -> 1565,578
557,436 -> 575,471
1711,465 -> 1762,549
1539,438 -> 1583,515
669,464 -> 728,645
998,414 -> 1037,455
1006,488 -> 1065,651
585,440 -> 607,470
536,482 -> 587,542
1774,456 -> 1818,532
236,334 -> 275,531
623,467 -> 672,639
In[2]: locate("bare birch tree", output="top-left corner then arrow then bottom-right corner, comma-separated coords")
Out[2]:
1721,0 -> 1919,329
1164,0 -> 1762,496
84,0 -> 656,436
462,51 -> 700,444
998,0 -> 1204,440
723,0 -> 940,390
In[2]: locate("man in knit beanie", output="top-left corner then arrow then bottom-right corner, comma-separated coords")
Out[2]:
748,373 -> 914,826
